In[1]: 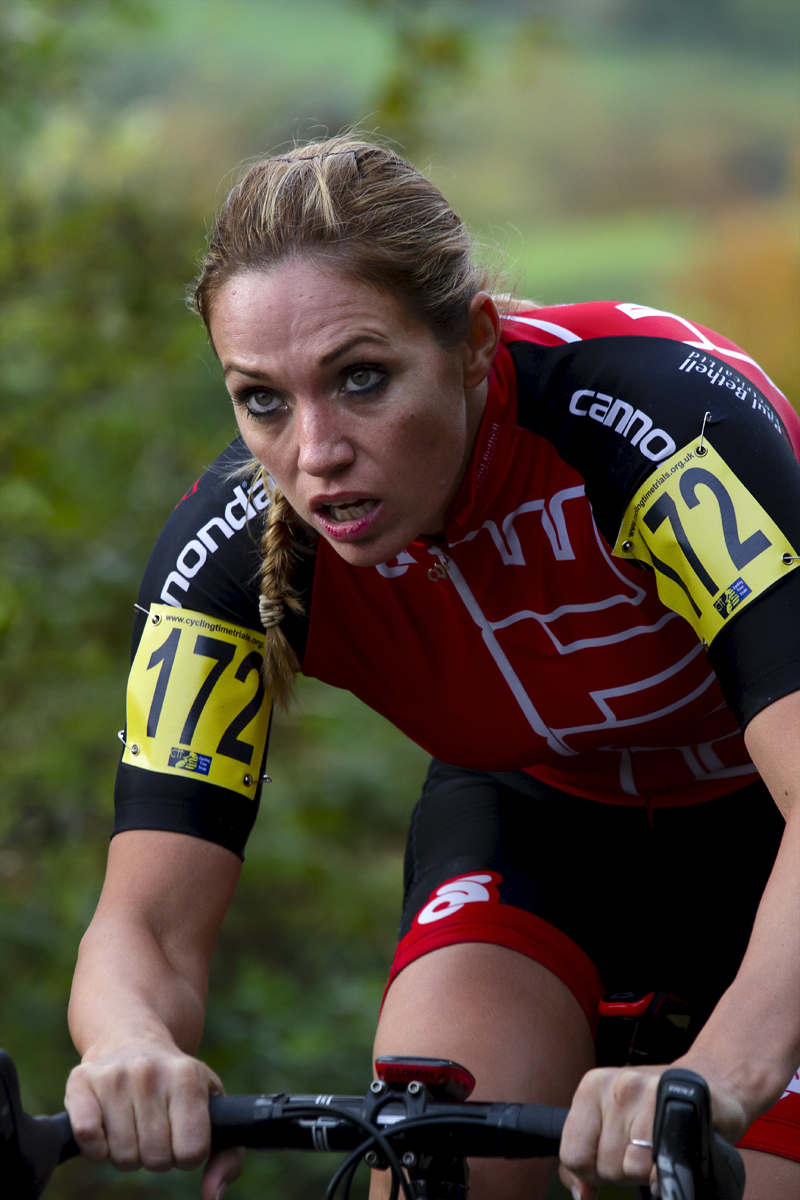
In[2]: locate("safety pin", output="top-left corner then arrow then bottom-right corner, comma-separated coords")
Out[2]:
782,553 -> 800,565
117,729 -> 140,756
134,602 -> 163,625
695,412 -> 712,457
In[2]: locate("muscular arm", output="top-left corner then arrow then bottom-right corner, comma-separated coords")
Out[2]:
66,830 -> 243,1197
561,691 -> 800,1195
685,690 -> 800,1122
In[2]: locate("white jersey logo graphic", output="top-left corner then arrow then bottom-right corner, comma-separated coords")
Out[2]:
416,874 -> 495,925
782,1069 -> 800,1100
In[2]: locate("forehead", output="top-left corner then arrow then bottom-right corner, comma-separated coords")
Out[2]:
210,260 -> 429,362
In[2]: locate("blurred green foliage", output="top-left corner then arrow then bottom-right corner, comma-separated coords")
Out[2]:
1,1 -> 798,1197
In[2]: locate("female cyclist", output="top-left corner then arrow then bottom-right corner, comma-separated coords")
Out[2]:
65,138 -> 800,1200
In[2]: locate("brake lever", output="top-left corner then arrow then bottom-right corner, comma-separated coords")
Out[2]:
652,1068 -> 745,1200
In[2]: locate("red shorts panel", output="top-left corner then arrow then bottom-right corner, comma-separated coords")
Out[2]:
738,1086 -> 800,1164
386,872 -> 604,1034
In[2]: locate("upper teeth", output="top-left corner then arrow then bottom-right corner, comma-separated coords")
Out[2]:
330,499 -> 376,522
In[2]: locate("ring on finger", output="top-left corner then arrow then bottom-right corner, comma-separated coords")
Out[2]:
629,1138 -> 653,1148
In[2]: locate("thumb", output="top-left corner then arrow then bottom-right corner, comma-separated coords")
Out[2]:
201,1145 -> 244,1200
560,1171 -> 599,1200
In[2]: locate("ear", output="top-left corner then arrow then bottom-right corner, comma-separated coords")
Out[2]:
462,292 -> 501,389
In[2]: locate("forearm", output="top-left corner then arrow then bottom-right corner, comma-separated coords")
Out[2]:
69,912 -> 208,1059
682,693 -> 800,1125
68,829 -> 241,1062
64,833 -> 242,1195
681,798 -> 800,1121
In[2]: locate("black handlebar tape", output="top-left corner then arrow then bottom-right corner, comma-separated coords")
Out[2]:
484,1101 -> 567,1157
653,1069 -> 745,1200
0,1050 -> 76,1200
210,1094 -> 371,1152
52,1113 -> 79,1165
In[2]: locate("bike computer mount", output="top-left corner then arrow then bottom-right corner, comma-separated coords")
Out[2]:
366,1057 -> 477,1195
375,1057 -> 476,1103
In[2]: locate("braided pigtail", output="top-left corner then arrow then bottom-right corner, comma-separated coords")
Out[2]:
258,474 -> 307,708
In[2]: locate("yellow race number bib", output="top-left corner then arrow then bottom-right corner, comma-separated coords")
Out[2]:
614,440 -> 798,644
122,605 -> 272,796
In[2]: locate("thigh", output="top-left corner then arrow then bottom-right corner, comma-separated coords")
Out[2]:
394,762 -> 606,1027
741,1149 -> 800,1199
372,942 -> 596,1200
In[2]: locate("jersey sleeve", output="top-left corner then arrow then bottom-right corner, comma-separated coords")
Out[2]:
510,335 -> 800,729
114,439 -> 279,857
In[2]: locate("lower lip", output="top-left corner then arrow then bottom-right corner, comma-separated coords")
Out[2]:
314,501 -> 383,542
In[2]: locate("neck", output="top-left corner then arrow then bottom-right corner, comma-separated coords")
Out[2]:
422,375 -> 491,538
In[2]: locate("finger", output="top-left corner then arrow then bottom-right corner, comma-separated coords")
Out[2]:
105,1095 -> 143,1172
65,1070 -> 109,1164
68,1060 -> 142,1171
594,1068 -> 657,1184
559,1068 -> 608,1188
129,1071 -> 174,1173
100,1066 -> 149,1173
165,1058 -> 216,1170
201,1146 -> 245,1200
205,1066 -> 226,1098
622,1138 -> 654,1182
97,1051 -> 178,1173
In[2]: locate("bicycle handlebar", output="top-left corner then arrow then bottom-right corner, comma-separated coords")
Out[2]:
0,1050 -> 744,1199
205,1090 -> 567,1156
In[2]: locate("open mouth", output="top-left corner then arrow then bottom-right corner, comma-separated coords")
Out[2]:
317,498 -> 378,523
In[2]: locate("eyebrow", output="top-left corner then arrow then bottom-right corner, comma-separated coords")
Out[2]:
223,363 -> 264,379
222,333 -> 389,379
318,333 -> 388,366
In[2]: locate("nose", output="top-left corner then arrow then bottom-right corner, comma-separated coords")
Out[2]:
295,400 -> 355,478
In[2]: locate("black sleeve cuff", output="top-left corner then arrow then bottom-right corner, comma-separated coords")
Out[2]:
707,571 -> 800,729
113,761 -> 260,859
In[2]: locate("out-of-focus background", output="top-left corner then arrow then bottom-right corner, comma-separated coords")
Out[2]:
1,1 -> 798,1196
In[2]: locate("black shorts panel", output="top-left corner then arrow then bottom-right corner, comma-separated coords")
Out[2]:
398,762 -> 784,1022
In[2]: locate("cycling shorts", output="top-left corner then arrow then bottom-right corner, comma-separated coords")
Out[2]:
387,761 -> 798,1162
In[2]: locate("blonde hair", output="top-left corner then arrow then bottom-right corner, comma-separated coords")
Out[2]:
192,136 -> 493,705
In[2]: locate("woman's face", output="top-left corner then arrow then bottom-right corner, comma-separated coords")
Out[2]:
211,260 -> 498,568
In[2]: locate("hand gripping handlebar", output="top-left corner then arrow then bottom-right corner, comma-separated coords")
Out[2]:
0,1049 -> 745,1199
652,1069 -> 745,1200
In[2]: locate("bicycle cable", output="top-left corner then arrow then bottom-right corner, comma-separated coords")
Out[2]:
322,1135 -> 372,1200
284,1103 -> 413,1200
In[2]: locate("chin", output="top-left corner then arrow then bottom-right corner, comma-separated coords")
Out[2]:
322,535 -> 408,570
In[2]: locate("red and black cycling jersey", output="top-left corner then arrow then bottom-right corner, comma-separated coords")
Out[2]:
114,302 -> 800,857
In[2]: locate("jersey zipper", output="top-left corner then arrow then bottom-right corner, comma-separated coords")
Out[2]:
413,535 -> 452,582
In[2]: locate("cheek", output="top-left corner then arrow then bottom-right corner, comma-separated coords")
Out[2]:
233,409 -> 256,449
235,417 -> 277,472
394,400 -> 465,478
